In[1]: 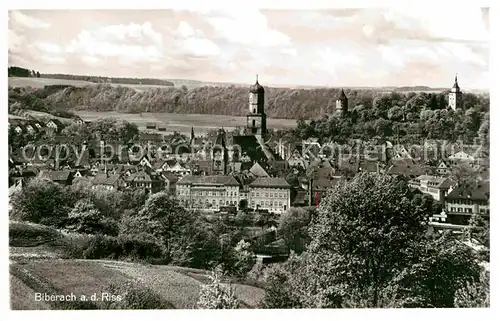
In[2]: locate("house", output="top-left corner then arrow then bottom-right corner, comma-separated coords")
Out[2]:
158,125 -> 167,132
46,119 -> 64,132
436,160 -> 451,176
125,170 -> 165,193
146,122 -> 157,130
25,124 -> 37,135
287,148 -> 307,169
444,183 -> 489,225
248,177 -> 291,214
448,151 -> 475,164
40,170 -> 74,185
386,159 -> 426,178
92,173 -> 125,191
73,116 -> 84,125
163,172 -> 179,195
409,175 -> 455,203
155,159 -> 191,177
176,175 -> 241,211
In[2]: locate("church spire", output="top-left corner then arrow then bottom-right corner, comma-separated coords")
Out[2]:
256,74 -> 259,84
453,73 -> 460,89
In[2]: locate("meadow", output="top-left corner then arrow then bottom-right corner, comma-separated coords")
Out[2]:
73,111 -> 297,135
9,221 -> 265,310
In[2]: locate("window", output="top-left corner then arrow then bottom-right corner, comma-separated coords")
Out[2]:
226,200 -> 229,205
256,192 -> 260,197
265,193 -> 269,197
251,192 -> 255,197
261,201 -> 264,205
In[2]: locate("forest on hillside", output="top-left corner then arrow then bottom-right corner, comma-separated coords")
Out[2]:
8,83 -> 489,144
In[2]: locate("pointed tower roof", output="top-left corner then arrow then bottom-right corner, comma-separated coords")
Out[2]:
214,127 -> 226,147
250,74 -> 265,93
337,88 -> 347,100
453,74 -> 460,89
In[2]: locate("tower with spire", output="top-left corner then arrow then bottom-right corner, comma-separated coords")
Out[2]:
212,127 -> 229,175
448,74 -> 463,111
246,74 -> 267,137
335,88 -> 348,116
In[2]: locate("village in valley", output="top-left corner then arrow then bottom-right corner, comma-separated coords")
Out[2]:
9,75 -> 489,230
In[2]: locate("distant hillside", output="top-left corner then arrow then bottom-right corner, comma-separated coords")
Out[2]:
41,73 -> 174,87
7,81 -> 463,120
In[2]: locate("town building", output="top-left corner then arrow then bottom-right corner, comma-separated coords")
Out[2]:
248,177 -> 291,214
176,175 -> 241,211
409,175 -> 455,203
444,183 -> 489,225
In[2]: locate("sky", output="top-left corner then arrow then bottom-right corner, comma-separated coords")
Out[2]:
8,6 -> 490,89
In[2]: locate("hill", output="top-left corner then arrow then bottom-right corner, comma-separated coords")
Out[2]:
9,221 -> 265,310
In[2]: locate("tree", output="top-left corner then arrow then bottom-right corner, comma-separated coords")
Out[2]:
10,178 -> 71,227
277,207 -> 312,253
67,198 -> 118,235
196,268 -> 241,309
454,269 -> 489,308
119,120 -> 139,143
263,173 -> 482,308
232,240 -> 255,277
36,71 -> 40,78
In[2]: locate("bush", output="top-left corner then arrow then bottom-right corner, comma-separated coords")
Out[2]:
83,234 -> 122,260
103,280 -> 174,309
118,233 -> 165,262
60,232 -> 94,259
9,221 -> 63,247
196,269 -> 241,309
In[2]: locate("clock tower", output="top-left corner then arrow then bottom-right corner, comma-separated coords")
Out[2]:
212,128 -> 228,175
246,75 -> 267,137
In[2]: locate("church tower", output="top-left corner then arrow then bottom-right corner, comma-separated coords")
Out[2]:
448,74 -> 463,111
212,128 -> 229,175
335,88 -> 348,116
246,75 -> 267,137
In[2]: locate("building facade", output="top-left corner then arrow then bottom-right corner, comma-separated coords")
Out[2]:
176,175 -> 241,211
409,175 -> 454,203
248,177 -> 291,214
444,184 -> 489,225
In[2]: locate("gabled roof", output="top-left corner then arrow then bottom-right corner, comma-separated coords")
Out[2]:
93,173 -> 122,186
249,177 -> 290,189
177,175 -> 240,186
445,184 -> 489,202
413,175 -> 455,189
249,162 -> 270,178
41,170 -> 72,181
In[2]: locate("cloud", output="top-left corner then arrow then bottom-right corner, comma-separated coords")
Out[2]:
35,42 -> 62,54
64,22 -> 164,62
9,29 -> 25,53
41,55 -> 66,65
205,8 -> 291,47
175,21 -> 220,57
10,10 -> 50,29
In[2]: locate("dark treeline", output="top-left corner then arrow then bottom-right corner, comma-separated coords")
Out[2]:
41,73 -> 175,87
8,66 -> 40,78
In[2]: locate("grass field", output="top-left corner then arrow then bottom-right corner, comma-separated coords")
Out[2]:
8,77 -> 181,92
9,221 -> 265,310
73,111 -> 297,135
